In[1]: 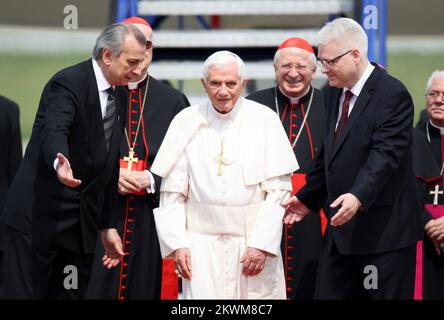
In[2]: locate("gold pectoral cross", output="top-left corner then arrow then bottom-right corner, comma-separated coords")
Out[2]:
123,149 -> 139,171
217,138 -> 224,176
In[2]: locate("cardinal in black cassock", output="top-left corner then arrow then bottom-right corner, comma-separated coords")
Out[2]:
247,38 -> 327,299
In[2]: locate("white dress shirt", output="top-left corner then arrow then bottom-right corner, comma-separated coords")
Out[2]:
92,59 -> 113,118
336,62 -> 375,129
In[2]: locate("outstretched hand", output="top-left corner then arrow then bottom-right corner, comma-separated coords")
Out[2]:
330,193 -> 361,227
56,153 -> 82,187
281,196 -> 311,224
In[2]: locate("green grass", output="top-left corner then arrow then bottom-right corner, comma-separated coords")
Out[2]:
0,52 -> 442,140
388,52 -> 444,124
0,52 -> 90,139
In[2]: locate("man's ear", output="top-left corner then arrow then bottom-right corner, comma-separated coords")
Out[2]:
351,48 -> 361,64
273,63 -> 279,73
242,79 -> 249,88
200,78 -> 208,93
310,66 -> 317,81
102,48 -> 113,66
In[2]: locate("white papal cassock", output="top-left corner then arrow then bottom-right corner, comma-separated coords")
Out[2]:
151,97 -> 299,299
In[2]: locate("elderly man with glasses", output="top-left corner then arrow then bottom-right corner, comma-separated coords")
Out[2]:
411,70 -> 444,299
282,18 -> 421,299
246,38 -> 327,300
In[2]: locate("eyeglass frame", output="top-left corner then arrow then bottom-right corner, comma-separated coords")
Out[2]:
426,91 -> 444,100
317,49 -> 353,69
277,63 -> 310,73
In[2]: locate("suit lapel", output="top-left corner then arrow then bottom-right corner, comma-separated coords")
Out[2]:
326,89 -> 341,162
328,66 -> 380,164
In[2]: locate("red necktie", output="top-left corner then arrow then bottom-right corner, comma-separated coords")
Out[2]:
334,90 -> 353,144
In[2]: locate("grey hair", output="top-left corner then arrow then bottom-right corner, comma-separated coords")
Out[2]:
273,47 -> 317,68
93,23 -> 146,60
426,70 -> 444,92
317,18 -> 368,58
202,50 -> 245,80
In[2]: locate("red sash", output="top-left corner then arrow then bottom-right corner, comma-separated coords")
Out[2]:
414,204 -> 444,300
425,204 -> 444,219
160,259 -> 179,300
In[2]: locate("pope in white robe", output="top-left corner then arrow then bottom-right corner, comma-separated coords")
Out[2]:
151,51 -> 299,299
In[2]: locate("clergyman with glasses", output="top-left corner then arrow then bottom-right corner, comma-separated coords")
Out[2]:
150,50 -> 299,299
411,70 -> 444,299
282,18 -> 421,299
246,37 -> 327,300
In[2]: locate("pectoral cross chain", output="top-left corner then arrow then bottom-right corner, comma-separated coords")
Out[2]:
123,149 -> 139,171
217,138 -> 224,176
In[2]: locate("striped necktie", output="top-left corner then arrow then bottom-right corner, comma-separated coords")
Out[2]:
103,87 -> 116,153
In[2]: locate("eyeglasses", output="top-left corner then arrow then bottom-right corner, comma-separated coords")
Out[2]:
278,63 -> 308,72
426,91 -> 444,100
317,50 -> 352,68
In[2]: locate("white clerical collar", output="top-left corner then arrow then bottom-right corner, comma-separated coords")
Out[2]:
278,86 -> 310,104
128,72 -> 148,90
92,59 -> 113,93
429,119 -> 444,135
208,97 -> 242,121
343,62 -> 374,98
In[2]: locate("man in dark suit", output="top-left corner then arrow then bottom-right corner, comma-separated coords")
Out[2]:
0,96 -> 23,296
1,23 -> 147,299
282,18 -> 421,299
88,16 -> 190,300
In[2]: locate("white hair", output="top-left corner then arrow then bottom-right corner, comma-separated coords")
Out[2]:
317,18 -> 368,58
202,50 -> 245,80
426,70 -> 444,92
273,47 -> 317,68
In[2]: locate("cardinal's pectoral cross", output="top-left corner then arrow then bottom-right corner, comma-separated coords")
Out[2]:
217,138 -> 224,176
430,184 -> 444,206
123,149 -> 139,171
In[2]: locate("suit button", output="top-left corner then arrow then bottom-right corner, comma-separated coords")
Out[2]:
328,167 -> 334,174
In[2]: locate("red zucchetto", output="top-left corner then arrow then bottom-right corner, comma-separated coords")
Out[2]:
278,37 -> 314,54
122,16 -> 151,28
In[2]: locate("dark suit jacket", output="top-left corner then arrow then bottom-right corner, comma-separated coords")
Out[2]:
0,96 -> 22,214
1,59 -> 125,254
297,64 -> 422,255
0,96 -> 23,252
